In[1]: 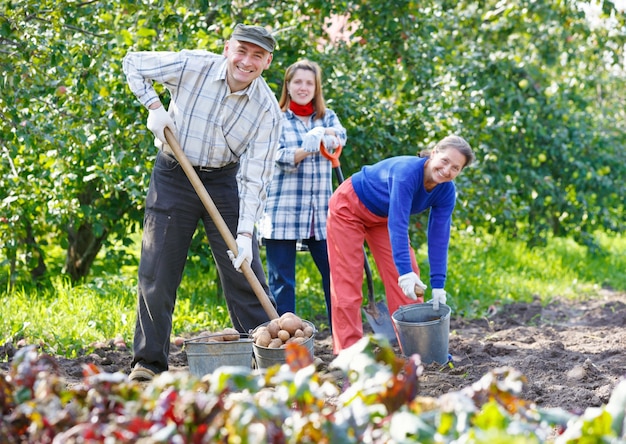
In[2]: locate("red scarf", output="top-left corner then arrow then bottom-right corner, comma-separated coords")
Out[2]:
289,100 -> 314,116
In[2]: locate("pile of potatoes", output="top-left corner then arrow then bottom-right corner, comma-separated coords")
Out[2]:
252,312 -> 314,349
202,327 -> 241,342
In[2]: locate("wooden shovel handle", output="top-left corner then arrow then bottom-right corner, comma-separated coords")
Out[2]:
163,128 -> 279,320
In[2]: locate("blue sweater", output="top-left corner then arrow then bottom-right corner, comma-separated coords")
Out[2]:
351,156 -> 456,289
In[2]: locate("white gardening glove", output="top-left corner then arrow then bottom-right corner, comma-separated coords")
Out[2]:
227,234 -> 253,272
322,134 -> 340,150
147,106 -> 175,143
301,126 -> 326,152
397,272 -> 427,300
431,288 -> 447,311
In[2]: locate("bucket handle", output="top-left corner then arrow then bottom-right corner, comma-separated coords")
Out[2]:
184,332 -> 252,343
393,303 -> 450,323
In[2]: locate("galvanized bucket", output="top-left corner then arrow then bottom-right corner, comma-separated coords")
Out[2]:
185,334 -> 254,377
251,320 -> 316,369
391,303 -> 451,364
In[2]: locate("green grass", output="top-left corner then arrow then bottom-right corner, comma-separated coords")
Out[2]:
1,229 -> 624,359
1,275 -> 136,358
437,229 -> 626,317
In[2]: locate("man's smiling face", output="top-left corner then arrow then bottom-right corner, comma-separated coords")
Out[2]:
224,39 -> 272,92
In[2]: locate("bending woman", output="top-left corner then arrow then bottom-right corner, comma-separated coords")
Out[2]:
327,135 -> 474,353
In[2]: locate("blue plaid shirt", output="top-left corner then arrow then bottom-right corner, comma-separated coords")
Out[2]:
123,49 -> 283,234
261,109 -> 347,240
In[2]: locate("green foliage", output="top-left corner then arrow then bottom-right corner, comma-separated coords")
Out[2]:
446,1 -> 626,248
4,340 -> 626,442
1,0 -> 625,288
1,0 -> 154,283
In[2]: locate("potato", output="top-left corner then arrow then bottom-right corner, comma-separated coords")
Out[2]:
278,311 -> 298,324
279,311 -> 295,319
286,337 -> 306,345
414,284 -> 425,297
266,320 -> 281,338
268,338 -> 283,348
279,314 -> 303,335
303,325 -> 314,338
277,329 -> 290,342
293,329 -> 304,338
255,330 -> 272,348
221,327 -> 240,342
252,326 -> 268,340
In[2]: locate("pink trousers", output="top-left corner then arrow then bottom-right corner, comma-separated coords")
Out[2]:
327,178 -> 422,354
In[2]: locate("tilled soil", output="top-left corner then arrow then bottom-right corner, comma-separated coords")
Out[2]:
2,289 -> 625,413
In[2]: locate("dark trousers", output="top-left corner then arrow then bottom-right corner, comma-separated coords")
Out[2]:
265,238 -> 332,329
132,152 -> 274,373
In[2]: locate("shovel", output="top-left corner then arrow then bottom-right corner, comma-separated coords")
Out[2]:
320,142 -> 397,343
163,128 -> 279,321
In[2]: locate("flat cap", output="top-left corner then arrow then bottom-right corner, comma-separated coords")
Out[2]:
231,24 -> 277,53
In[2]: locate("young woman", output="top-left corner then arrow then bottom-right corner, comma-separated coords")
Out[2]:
261,60 -> 347,329
326,135 -> 474,353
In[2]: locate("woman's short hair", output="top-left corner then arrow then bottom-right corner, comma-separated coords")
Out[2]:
421,135 -> 475,168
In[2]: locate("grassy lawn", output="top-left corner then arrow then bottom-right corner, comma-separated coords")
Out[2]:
1,229 -> 624,359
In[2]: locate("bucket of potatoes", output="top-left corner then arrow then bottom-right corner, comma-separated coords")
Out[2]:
184,328 -> 253,377
251,312 -> 316,369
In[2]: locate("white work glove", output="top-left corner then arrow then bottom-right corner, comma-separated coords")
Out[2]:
301,126 -> 326,152
397,272 -> 427,300
322,134 -> 340,150
227,234 -> 253,272
147,106 -> 175,144
431,288 -> 447,311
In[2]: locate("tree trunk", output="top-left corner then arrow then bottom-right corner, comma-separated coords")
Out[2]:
25,224 -> 47,282
65,222 -> 108,282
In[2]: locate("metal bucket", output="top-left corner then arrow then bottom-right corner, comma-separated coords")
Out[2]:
184,335 -> 254,377
251,320 -> 316,369
391,303 -> 451,364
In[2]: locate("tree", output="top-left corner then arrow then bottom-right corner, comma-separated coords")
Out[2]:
1,0 -> 624,287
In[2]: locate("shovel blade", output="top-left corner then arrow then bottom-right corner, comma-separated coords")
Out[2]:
363,301 -> 398,345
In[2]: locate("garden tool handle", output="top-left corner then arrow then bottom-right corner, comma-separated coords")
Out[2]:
163,128 -> 279,320
319,140 -> 343,168
363,248 -> 378,312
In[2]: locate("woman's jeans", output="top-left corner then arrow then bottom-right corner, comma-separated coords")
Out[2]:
265,238 -> 332,329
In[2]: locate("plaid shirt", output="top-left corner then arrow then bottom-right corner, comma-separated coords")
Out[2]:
261,109 -> 347,240
123,49 -> 283,234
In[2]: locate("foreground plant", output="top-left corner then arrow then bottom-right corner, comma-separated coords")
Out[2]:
1,336 -> 626,443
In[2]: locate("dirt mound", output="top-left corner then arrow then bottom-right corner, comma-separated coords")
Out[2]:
2,290 -> 625,412
422,290 -> 626,411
